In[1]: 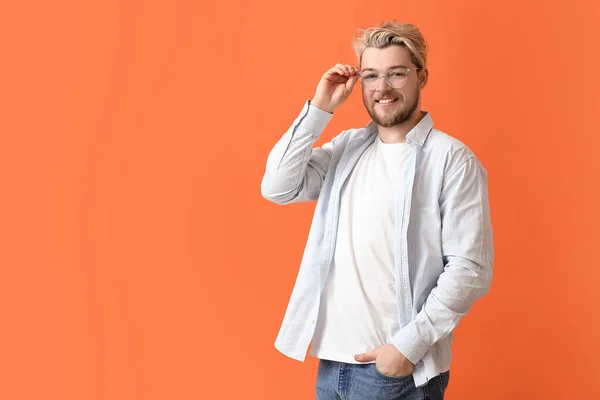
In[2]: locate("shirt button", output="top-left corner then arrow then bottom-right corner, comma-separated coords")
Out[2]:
311,320 -> 316,324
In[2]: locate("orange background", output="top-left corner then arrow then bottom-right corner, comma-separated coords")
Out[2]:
1,0 -> 599,399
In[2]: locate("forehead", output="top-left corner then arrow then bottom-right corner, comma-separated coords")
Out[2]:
360,45 -> 414,70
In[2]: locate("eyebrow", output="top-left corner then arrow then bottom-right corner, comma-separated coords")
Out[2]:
361,65 -> 409,72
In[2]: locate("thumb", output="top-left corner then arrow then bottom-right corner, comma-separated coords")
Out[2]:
346,74 -> 360,91
354,349 -> 377,362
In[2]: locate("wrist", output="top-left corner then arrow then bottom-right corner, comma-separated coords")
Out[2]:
310,98 -> 334,114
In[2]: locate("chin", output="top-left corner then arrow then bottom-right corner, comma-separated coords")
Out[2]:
377,111 -> 406,125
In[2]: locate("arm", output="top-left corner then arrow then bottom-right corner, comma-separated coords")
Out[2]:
261,63 -> 361,204
260,101 -> 339,204
391,156 -> 495,364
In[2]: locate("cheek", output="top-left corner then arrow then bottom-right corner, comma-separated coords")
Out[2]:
402,85 -> 419,100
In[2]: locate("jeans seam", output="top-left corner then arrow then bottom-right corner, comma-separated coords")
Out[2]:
436,371 -> 449,398
337,362 -> 344,400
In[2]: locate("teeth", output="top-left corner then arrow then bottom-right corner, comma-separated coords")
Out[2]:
378,98 -> 396,104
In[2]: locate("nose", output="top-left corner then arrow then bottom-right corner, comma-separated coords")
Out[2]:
376,75 -> 391,92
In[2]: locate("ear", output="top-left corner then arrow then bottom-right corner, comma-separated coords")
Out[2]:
419,68 -> 429,89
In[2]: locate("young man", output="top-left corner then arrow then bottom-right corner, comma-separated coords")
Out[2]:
261,20 -> 494,399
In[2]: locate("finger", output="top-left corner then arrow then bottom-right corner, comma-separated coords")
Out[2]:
345,64 -> 356,75
354,351 -> 376,362
336,67 -> 348,76
332,64 -> 348,76
334,64 -> 349,76
337,64 -> 349,73
337,66 -> 350,76
346,74 -> 360,91
324,66 -> 342,78
328,66 -> 347,78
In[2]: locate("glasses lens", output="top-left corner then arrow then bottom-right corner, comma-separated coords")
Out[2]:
360,72 -> 380,90
360,68 -> 410,90
386,68 -> 408,88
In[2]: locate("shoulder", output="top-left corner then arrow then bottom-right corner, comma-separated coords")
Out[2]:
426,129 -> 475,157
424,128 -> 485,176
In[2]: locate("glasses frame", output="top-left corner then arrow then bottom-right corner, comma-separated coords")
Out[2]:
358,67 -> 421,90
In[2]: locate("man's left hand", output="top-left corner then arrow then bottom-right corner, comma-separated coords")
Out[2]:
354,345 -> 414,377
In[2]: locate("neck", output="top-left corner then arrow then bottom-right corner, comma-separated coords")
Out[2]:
378,109 -> 426,144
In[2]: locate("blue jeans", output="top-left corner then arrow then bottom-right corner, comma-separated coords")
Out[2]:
316,359 -> 449,400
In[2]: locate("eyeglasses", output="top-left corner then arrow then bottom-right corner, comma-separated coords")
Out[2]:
358,67 -> 421,90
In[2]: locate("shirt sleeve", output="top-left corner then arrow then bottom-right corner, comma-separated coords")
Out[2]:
261,100 -> 342,204
391,156 -> 495,364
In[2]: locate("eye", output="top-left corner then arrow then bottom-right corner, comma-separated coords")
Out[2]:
362,73 -> 378,80
390,72 -> 407,77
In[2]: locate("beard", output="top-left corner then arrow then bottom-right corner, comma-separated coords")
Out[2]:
364,88 -> 420,128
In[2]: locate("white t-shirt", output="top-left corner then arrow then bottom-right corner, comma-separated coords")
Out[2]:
310,134 -> 413,363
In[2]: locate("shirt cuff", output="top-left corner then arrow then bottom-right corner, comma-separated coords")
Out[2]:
297,100 -> 332,133
391,322 -> 431,365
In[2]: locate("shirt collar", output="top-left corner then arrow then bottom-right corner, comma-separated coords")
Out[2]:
364,111 -> 434,146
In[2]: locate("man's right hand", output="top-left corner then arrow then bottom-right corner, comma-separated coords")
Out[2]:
311,64 -> 361,113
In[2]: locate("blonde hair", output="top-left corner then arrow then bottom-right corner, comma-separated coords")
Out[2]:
353,20 -> 428,69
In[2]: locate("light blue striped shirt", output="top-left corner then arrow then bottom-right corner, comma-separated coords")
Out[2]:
261,100 -> 494,387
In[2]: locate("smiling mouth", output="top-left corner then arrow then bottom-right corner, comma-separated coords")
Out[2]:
375,97 -> 399,105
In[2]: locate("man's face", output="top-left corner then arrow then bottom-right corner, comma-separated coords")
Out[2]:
360,45 -> 424,127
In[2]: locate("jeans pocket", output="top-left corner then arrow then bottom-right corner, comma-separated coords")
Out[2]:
373,365 -> 413,380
